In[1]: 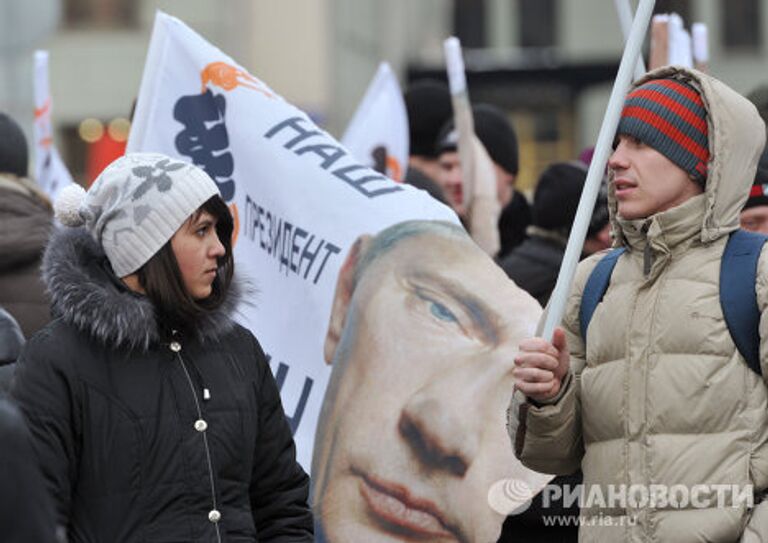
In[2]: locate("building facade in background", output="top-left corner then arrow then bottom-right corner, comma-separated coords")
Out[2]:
0,0 -> 764,188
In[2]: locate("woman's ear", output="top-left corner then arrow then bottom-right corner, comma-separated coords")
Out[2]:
121,273 -> 146,294
323,235 -> 372,364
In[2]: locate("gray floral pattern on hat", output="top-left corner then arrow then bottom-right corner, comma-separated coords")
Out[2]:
132,158 -> 186,201
61,152 -> 220,276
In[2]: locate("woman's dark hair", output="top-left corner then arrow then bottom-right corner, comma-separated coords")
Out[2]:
137,195 -> 234,334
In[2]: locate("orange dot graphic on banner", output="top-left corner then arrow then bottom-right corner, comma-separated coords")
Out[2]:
200,61 -> 274,99
386,156 -> 403,182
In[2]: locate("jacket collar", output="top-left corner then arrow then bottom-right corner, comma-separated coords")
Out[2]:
618,193 -> 707,253
42,227 -> 247,352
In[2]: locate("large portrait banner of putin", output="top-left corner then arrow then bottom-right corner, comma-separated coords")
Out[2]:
128,13 -> 552,542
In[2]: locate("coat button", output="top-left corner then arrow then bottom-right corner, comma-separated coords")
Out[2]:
208,509 -> 221,523
194,419 -> 208,432
169,341 -> 181,352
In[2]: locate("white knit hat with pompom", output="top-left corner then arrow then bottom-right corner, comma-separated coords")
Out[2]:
53,153 -> 219,276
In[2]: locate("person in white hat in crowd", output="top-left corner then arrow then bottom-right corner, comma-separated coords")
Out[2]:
12,153 -> 313,542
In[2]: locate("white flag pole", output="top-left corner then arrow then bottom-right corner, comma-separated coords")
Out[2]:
613,0 -> 647,80
692,23 -> 709,71
33,50 -> 51,185
538,0 -> 656,340
444,37 -> 467,96
443,37 -> 476,209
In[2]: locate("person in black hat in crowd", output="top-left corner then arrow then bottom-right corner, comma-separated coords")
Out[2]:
402,80 -> 452,205
581,185 -> 612,257
740,166 -> 768,235
435,103 -> 531,255
0,112 -> 54,337
497,190 -> 533,259
576,146 -> 613,257
500,161 -> 589,307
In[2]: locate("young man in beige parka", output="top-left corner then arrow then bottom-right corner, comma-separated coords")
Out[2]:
509,65 -> 768,542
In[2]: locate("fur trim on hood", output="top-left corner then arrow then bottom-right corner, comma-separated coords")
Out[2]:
42,227 -> 249,352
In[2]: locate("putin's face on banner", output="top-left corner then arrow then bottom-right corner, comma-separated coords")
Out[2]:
312,221 -> 551,543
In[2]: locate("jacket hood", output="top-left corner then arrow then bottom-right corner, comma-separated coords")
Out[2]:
0,174 -> 53,271
42,227 -> 249,352
609,66 -> 766,246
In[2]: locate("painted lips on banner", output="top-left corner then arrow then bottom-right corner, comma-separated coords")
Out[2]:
34,50 -> 74,200
340,62 -> 409,182
127,12 -> 458,471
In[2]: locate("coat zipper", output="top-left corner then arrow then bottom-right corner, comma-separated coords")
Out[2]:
173,341 -> 222,543
642,221 -> 652,276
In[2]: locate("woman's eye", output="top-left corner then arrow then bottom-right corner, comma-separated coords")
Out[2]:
429,301 -> 458,323
196,226 -> 208,237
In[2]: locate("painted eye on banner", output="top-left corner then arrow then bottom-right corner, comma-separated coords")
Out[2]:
429,300 -> 458,323
413,287 -> 461,328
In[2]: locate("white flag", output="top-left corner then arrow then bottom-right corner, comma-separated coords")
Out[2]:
127,12 -> 458,471
33,50 -> 74,200
340,62 -> 409,182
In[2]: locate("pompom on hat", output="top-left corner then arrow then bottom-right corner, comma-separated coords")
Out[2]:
54,153 -> 219,277
55,183 -> 88,226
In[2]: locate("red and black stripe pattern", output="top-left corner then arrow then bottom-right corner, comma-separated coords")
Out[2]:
617,78 -> 709,182
744,167 -> 768,209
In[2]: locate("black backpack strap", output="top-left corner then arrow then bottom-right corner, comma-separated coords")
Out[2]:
579,248 -> 626,341
720,229 -> 768,376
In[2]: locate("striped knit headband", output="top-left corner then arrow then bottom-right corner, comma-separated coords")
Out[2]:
617,78 -> 709,182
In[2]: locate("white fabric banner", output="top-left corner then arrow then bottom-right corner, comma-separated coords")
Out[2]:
33,50 -> 74,200
127,12 -> 458,471
340,62 -> 409,182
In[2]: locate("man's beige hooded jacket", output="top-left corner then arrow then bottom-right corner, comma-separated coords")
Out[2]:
510,66 -> 768,542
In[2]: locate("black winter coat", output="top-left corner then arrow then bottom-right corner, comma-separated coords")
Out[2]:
12,228 -> 313,542
0,398 -> 59,543
0,306 -> 24,393
499,234 -> 565,306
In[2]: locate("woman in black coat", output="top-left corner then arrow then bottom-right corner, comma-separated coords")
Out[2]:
13,153 -> 313,542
